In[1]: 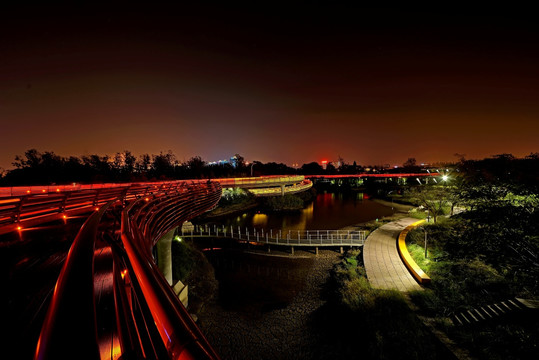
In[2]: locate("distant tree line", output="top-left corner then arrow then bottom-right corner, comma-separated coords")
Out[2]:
2,149 -> 536,187
0,149 -> 372,186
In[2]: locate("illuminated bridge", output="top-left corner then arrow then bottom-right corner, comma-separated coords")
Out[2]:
216,175 -> 312,196
0,175 -> 315,359
1,179 -> 222,359
306,172 -> 443,181
0,173 -> 418,359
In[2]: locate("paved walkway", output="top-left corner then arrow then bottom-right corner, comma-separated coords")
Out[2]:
363,217 -> 423,292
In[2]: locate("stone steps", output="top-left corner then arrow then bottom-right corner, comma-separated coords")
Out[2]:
452,298 -> 538,326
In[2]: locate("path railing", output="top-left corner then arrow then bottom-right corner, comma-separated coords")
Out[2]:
181,224 -> 366,247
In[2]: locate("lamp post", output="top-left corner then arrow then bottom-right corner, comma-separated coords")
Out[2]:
422,227 -> 428,259
250,163 -> 254,177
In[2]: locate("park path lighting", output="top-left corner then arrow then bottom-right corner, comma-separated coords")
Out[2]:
421,227 -> 428,259
442,174 -> 449,182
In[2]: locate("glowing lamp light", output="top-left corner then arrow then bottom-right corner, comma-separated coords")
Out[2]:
321,160 -> 328,164
63,215 -> 67,219
121,269 -> 128,279
26,190 -> 31,194
42,189 -> 46,193
56,188 -> 60,192
145,197 -> 149,202
442,175 -> 449,181
95,207 -> 100,211
174,235 -> 182,242
17,226 -> 22,231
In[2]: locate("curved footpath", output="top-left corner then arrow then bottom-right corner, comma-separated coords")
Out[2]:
363,217 -> 423,292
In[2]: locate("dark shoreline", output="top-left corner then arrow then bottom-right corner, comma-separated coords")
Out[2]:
193,197 -> 417,359
196,249 -> 343,360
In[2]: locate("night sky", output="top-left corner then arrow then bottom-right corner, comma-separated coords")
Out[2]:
1,4 -> 538,170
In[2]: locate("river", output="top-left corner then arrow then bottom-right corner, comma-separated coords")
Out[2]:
193,190 -> 399,359
199,191 -> 397,232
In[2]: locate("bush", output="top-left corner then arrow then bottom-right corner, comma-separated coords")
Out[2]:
171,239 -> 195,282
263,194 -> 304,211
328,250 -> 440,359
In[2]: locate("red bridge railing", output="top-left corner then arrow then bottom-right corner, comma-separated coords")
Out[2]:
20,180 -> 222,359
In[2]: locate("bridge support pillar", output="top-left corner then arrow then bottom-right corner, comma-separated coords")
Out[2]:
156,227 -> 177,286
291,246 -> 294,255
267,245 -> 271,253
315,247 -> 319,256
281,185 -> 285,196
340,246 -> 343,254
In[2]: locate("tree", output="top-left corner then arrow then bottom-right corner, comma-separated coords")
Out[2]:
410,185 -> 450,223
232,154 -> 245,170
403,157 -> 417,168
300,162 -> 323,174
138,154 -> 151,173
186,156 -> 206,178
152,151 -> 177,178
123,150 -> 136,175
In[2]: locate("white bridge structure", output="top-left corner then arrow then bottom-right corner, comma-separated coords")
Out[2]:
180,224 -> 366,254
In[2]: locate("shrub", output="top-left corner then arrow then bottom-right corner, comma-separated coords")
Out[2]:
264,194 -> 304,211
171,239 -> 195,282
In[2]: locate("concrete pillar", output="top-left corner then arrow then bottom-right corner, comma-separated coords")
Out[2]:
315,247 -> 319,256
340,246 -> 343,254
156,227 -> 177,285
281,184 -> 285,196
291,246 -> 294,255
267,245 -> 271,253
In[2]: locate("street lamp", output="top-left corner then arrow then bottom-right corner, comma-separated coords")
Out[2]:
421,227 -> 428,259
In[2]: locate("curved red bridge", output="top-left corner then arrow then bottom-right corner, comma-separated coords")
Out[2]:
1,180 -> 222,359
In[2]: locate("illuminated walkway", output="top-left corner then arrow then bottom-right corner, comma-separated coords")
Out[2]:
363,217 -> 422,292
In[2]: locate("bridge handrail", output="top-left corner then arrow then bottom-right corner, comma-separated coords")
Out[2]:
34,201 -> 114,360
0,180 -> 203,235
248,179 -> 313,196
181,226 -> 366,246
305,173 -> 441,179
216,175 -> 305,187
120,182 -> 222,359
0,177 -> 310,235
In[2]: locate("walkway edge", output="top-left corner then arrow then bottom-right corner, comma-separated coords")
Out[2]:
397,220 -> 431,285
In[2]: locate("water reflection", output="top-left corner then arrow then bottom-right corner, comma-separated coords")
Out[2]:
252,213 -> 268,227
204,191 -> 395,232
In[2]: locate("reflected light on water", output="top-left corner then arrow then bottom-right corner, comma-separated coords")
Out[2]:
252,213 -> 268,227
299,202 -> 314,226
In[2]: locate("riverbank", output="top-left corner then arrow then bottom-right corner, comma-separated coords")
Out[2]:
337,198 -> 414,234
198,198 -> 259,219
193,193 -> 420,358
197,249 -> 344,359
372,198 -> 413,213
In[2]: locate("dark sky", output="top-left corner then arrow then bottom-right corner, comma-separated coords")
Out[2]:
1,4 -> 538,170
